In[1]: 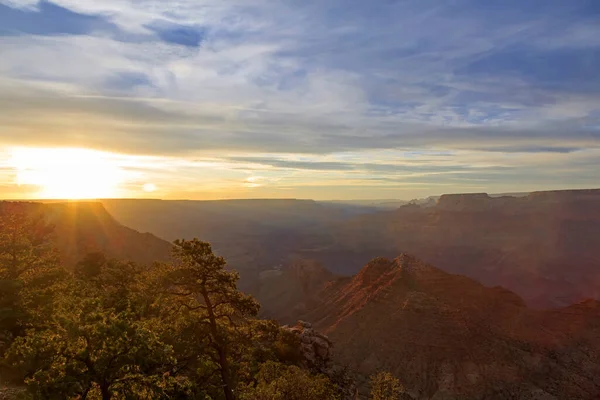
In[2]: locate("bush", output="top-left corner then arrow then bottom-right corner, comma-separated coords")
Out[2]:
239,361 -> 340,400
370,371 -> 405,400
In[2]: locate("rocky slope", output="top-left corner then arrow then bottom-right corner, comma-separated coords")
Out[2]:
97,189 -> 600,307
321,189 -> 600,307
2,201 -> 172,267
293,255 -> 600,399
255,259 -> 338,323
283,320 -> 358,400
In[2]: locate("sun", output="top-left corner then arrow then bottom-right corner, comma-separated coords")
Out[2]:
11,147 -> 127,199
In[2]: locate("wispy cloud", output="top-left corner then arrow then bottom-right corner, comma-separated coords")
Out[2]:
0,0 -> 599,198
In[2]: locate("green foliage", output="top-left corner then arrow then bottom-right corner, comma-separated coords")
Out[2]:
369,371 -> 405,400
6,249 -> 192,399
238,361 -> 340,400
7,300 -> 189,399
153,239 -> 262,400
0,203 -> 57,279
0,212 -> 340,400
74,252 -> 108,280
0,203 -> 65,379
164,239 -> 260,320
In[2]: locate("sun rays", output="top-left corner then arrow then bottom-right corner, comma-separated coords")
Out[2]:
10,147 -> 130,199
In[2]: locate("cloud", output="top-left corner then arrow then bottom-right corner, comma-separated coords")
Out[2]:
103,72 -> 154,91
0,0 -> 599,198
0,1 -> 208,47
0,1 -> 116,36
0,82 -> 598,157
145,20 -> 205,47
226,156 -> 516,176
458,46 -> 600,94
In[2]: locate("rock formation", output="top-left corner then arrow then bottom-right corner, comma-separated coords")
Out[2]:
0,201 -> 172,268
291,255 -> 600,399
257,260 -> 338,323
326,188 -> 600,307
283,320 -> 358,400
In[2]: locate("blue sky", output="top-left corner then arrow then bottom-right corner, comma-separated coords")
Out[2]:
0,0 -> 599,199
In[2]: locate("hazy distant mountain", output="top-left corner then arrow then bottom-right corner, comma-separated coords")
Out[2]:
323,199 -> 411,210
100,198 -> 382,290
323,192 -> 528,210
101,198 -> 377,242
97,189 -> 600,307
271,255 -> 600,399
304,189 -> 600,307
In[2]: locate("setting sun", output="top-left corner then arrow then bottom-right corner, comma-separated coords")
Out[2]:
10,147 -> 128,199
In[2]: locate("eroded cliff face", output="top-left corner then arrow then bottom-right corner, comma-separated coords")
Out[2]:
436,189 -> 600,212
436,193 -> 499,211
1,201 -> 172,267
328,189 -> 600,308
283,320 -> 358,400
526,189 -> 600,202
282,255 -> 600,399
45,202 -> 172,267
256,259 -> 338,324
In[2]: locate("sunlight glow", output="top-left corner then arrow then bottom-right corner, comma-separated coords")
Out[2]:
243,176 -> 265,188
143,183 -> 157,193
10,147 -> 128,199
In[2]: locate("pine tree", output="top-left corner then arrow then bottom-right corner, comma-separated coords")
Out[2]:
0,202 -> 63,351
159,238 -> 260,400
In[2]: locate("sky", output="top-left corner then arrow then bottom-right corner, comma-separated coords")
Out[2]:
0,0 -> 599,200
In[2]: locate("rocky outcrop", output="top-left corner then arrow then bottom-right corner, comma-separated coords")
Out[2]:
436,193 -> 493,211
527,188 -> 600,203
284,320 -> 332,369
436,193 -> 523,211
43,202 -> 172,267
293,255 -> 600,400
331,188 -> 600,308
283,321 -> 358,400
